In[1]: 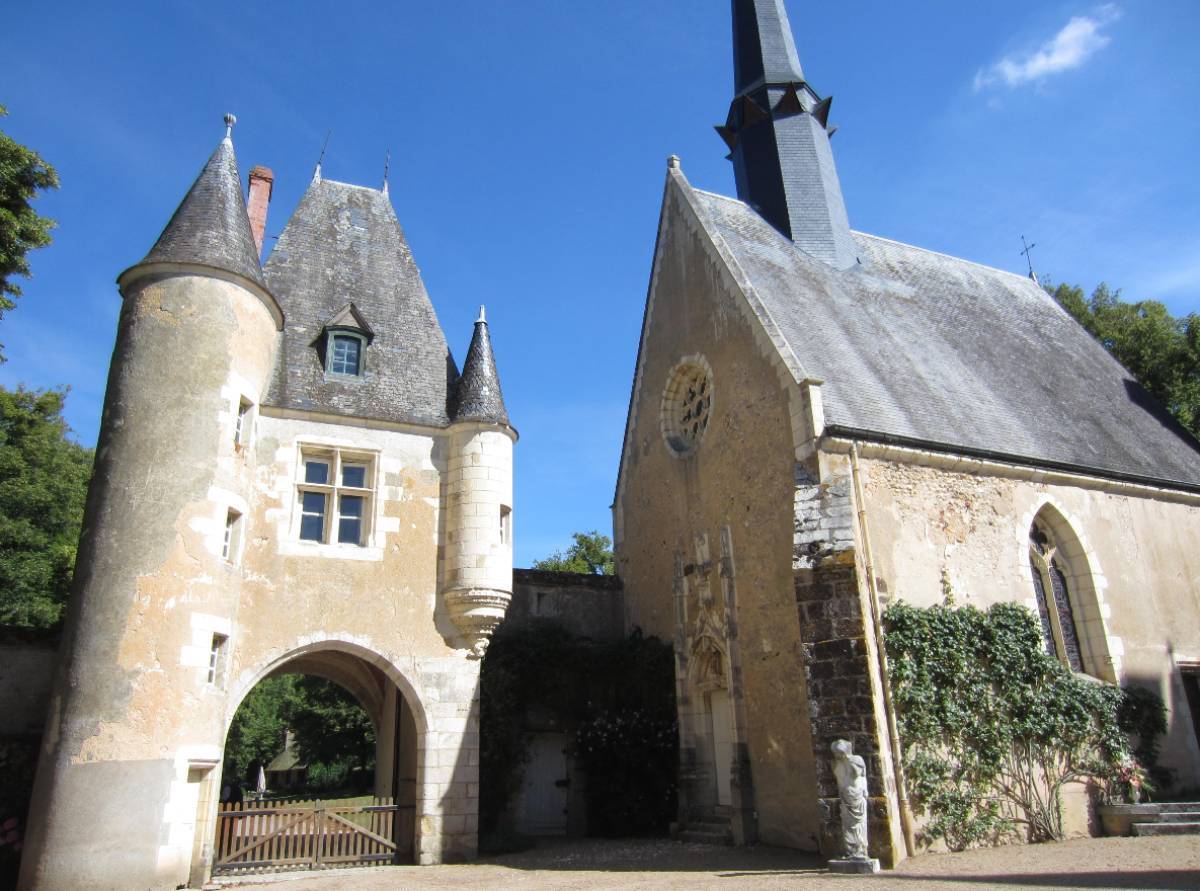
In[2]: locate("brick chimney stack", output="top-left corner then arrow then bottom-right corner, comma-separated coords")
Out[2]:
247,165 -> 274,256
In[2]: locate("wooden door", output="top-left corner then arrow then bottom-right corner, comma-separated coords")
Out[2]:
708,689 -> 733,807
517,732 -> 569,835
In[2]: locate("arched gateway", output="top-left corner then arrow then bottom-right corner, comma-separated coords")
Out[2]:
18,122 -> 515,891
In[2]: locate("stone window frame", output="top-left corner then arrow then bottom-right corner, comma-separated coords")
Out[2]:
294,444 -> 379,549
1018,500 -> 1120,682
234,397 -> 254,449
207,633 -> 229,688
222,508 -> 243,564
661,354 -> 714,458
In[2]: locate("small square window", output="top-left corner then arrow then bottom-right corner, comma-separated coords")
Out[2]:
305,460 -> 330,485
342,463 -> 367,488
338,494 -> 364,544
300,492 -> 327,541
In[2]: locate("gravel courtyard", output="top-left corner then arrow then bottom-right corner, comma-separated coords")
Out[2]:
219,834 -> 1200,890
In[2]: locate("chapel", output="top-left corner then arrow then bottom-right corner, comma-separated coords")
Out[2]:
614,0 -> 1200,864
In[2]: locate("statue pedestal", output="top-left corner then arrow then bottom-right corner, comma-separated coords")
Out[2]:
829,857 -> 880,874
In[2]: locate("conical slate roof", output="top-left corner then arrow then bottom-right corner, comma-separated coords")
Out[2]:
454,310 -> 509,426
263,178 -> 458,427
141,136 -> 265,287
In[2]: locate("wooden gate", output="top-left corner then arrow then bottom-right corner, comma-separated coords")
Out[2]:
213,796 -> 413,875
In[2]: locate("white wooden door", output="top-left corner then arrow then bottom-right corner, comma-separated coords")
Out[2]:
516,732 -> 569,835
708,690 -> 733,806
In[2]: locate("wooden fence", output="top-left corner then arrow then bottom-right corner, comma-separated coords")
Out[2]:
214,795 -> 414,875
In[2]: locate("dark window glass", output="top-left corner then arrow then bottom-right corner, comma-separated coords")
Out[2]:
300,491 -> 327,541
1028,557 -> 1057,658
305,460 -> 330,485
338,494 -> 364,544
342,464 -> 367,488
1048,561 -> 1084,672
331,335 -> 361,376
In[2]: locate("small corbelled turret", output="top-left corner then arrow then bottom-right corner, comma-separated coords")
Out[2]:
139,113 -> 266,287
717,0 -> 859,269
454,305 -> 510,426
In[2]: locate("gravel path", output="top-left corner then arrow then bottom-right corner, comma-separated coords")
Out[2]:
218,835 -> 1200,890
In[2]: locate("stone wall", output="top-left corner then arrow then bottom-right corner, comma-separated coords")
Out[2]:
856,452 -> 1200,799
615,173 -> 824,850
507,569 -> 624,641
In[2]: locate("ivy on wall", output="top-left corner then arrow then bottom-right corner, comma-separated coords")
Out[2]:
479,618 -> 677,842
883,600 -> 1162,850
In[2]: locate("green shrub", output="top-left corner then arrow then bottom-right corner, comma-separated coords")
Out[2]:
883,600 -> 1148,849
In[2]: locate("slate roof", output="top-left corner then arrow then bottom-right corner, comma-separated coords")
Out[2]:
454,313 -> 510,426
691,186 -> 1200,489
733,0 -> 805,96
263,178 -> 457,427
140,137 -> 266,288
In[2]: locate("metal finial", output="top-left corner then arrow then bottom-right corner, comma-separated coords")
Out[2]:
382,148 -> 391,194
1020,235 -> 1039,283
476,305 -> 487,324
668,154 -> 681,169
314,129 -> 332,180
224,113 -> 237,139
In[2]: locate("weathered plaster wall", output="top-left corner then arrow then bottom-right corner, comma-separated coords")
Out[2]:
860,455 -> 1200,797
615,180 -> 822,849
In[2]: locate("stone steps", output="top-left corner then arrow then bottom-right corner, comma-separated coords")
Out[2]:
678,815 -> 733,845
1132,821 -> 1200,836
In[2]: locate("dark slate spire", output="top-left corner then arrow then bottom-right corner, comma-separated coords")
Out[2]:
140,116 -> 266,287
717,0 -> 859,270
733,0 -> 804,95
454,307 -> 510,426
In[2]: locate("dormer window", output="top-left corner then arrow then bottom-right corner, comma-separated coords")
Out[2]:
329,333 -> 363,376
319,302 -> 374,380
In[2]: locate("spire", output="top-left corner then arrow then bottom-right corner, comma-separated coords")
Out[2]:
733,0 -> 804,96
454,306 -> 510,426
718,0 -> 859,269
139,116 -> 265,286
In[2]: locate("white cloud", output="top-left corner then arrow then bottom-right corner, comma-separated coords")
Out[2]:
974,5 -> 1122,91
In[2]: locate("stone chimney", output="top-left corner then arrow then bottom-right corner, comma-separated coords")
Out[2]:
247,165 -> 274,256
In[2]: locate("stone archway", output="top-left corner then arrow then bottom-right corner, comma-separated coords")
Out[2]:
194,642 -> 428,882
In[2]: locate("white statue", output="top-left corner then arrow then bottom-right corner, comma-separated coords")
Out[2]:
831,738 -> 869,860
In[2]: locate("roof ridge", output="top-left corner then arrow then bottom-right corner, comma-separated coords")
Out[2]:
853,230 -> 1039,288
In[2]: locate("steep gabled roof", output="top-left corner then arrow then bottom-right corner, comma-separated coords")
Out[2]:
263,178 -> 456,427
140,136 -> 265,287
690,184 -> 1200,488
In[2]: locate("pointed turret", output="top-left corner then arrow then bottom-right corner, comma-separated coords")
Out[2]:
454,306 -> 510,426
139,115 -> 266,287
718,0 -> 859,269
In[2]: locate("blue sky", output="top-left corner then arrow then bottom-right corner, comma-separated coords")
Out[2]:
4,1 -> 1198,567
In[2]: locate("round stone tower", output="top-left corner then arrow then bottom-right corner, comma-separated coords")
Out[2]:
19,118 -> 282,891
443,308 -> 517,656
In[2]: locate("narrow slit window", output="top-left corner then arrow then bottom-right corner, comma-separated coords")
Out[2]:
500,505 -> 512,546
234,398 -> 253,447
207,633 -> 228,687
222,509 -> 241,562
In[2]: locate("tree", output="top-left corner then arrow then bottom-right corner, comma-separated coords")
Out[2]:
1048,282 -> 1200,438
288,676 -> 376,772
0,106 -> 59,347
531,529 -> 614,575
222,674 -> 302,786
0,387 -> 93,628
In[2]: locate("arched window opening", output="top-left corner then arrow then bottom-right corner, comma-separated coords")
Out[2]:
1028,518 -> 1085,673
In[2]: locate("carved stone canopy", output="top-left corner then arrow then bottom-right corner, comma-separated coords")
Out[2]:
444,586 -> 511,658
689,634 -> 727,691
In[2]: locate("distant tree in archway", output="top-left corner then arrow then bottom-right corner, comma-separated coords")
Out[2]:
289,675 -> 376,773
